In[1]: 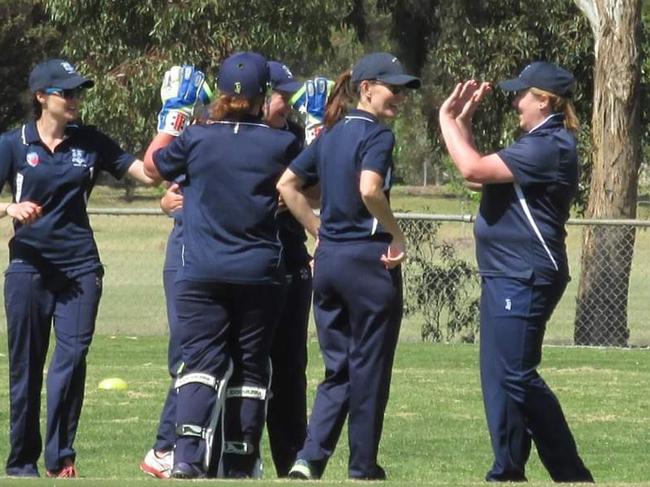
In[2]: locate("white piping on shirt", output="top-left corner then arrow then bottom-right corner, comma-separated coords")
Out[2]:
528,113 -> 562,134
21,125 -> 27,145
514,183 -> 558,271
344,115 -> 375,124
208,120 -> 271,131
15,173 -> 23,203
513,112 -> 563,271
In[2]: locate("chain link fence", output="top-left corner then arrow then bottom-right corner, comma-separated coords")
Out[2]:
0,210 -> 648,347
399,214 -> 650,347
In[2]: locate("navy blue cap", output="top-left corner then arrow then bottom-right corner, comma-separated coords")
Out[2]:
268,61 -> 302,94
499,61 -> 575,97
29,59 -> 94,93
217,52 -> 270,98
351,52 -> 420,89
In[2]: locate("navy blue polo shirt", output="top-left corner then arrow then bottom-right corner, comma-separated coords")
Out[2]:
153,115 -> 300,284
164,212 -> 184,272
289,109 -> 395,243
474,114 -> 577,284
277,119 -> 310,271
0,121 -> 135,278
163,176 -> 185,272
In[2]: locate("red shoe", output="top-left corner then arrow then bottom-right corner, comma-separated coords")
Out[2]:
46,458 -> 78,478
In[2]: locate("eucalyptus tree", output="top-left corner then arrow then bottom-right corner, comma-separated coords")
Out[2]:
573,0 -> 643,346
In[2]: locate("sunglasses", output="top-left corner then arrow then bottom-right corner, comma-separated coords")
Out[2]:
371,81 -> 405,95
44,87 -> 85,99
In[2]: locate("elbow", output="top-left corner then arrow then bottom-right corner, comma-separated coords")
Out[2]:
142,161 -> 161,183
359,184 -> 381,202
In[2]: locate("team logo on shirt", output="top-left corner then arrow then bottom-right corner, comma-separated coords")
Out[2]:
71,148 -> 88,167
26,152 -> 40,167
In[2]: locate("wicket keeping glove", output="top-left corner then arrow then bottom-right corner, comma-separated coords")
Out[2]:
290,77 -> 334,145
157,65 -> 214,136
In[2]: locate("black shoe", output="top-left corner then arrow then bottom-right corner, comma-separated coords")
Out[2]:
171,462 -> 205,479
350,465 -> 387,480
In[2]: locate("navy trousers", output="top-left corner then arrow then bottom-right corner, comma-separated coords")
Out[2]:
267,265 -> 312,476
173,279 -> 284,477
4,270 -> 102,476
480,276 -> 593,482
299,240 -> 402,479
152,268 -> 182,453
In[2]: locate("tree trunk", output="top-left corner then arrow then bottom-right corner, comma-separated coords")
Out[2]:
573,0 -> 642,346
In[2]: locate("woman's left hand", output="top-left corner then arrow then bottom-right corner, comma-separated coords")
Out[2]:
381,236 -> 406,270
456,81 -> 491,125
440,80 -> 490,121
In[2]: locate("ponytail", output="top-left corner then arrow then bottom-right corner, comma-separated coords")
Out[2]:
530,87 -> 580,133
324,70 -> 355,129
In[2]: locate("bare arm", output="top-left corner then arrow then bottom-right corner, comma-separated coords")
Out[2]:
126,159 -> 159,186
439,81 -> 513,184
277,168 -> 320,238
142,133 -> 176,182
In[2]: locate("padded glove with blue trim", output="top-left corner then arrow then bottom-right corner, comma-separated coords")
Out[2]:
157,65 -> 214,136
290,76 -> 334,145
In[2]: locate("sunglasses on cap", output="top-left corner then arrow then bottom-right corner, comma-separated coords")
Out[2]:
370,81 -> 405,95
44,87 -> 86,99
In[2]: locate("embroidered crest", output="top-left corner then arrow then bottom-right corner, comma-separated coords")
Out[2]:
26,152 -> 40,167
71,148 -> 87,167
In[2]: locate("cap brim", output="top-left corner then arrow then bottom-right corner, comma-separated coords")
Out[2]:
378,74 -> 421,89
274,80 -> 303,94
498,78 -> 529,92
58,76 -> 94,90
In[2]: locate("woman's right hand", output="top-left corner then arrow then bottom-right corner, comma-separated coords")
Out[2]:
160,183 -> 183,215
381,235 -> 406,270
6,201 -> 42,224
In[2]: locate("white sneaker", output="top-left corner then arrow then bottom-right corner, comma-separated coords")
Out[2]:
140,449 -> 173,479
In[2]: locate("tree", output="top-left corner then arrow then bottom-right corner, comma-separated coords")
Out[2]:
573,0 -> 643,346
44,0 -> 354,155
0,0 -> 61,132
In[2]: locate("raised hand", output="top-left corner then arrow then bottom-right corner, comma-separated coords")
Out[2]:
157,65 -> 214,136
457,81 -> 491,125
291,77 -> 334,145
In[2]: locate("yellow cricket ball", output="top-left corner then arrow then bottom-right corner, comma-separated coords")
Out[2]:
98,377 -> 128,391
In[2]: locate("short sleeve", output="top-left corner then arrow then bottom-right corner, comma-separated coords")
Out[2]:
497,135 -> 559,187
89,128 -> 136,179
153,130 -> 190,182
289,134 -> 319,186
360,127 -> 394,178
0,134 -> 14,193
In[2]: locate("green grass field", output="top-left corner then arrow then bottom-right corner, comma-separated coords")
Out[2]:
0,336 -> 648,486
0,186 -> 649,485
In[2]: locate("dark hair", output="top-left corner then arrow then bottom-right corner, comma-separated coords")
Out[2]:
207,93 -> 264,121
323,70 -> 355,129
31,94 -> 43,120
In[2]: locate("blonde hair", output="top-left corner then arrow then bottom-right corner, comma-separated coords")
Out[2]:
323,70 -> 356,129
529,87 -> 579,133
